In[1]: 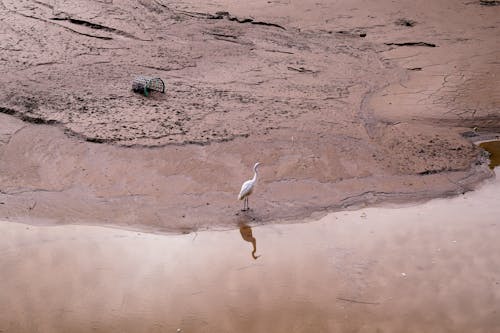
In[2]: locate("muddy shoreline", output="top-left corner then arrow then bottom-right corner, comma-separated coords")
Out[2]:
0,112 -> 494,233
1,0 -> 499,232
2,170 -> 500,332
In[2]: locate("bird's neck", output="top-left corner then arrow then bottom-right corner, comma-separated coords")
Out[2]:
252,169 -> 258,181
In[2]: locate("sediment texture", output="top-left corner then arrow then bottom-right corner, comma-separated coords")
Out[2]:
0,0 -> 498,231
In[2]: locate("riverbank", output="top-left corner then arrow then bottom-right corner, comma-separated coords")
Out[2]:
1,167 -> 499,332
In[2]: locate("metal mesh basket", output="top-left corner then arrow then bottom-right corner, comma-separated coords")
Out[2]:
132,76 -> 165,96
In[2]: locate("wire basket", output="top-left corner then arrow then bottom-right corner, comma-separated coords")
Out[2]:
132,76 -> 165,96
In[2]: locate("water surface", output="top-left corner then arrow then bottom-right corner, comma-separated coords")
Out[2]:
1,170 -> 500,332
480,140 -> 500,169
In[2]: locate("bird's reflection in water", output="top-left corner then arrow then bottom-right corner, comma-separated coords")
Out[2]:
239,223 -> 261,260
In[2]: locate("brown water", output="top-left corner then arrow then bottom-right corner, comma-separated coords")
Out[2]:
1,169 -> 500,332
480,140 -> 500,169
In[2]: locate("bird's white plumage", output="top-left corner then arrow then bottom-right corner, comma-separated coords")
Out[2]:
237,162 -> 260,210
238,179 -> 254,200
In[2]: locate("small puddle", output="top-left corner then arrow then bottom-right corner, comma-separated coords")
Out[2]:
1,169 -> 500,332
479,140 -> 500,169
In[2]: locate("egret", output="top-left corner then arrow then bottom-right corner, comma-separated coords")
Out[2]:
238,162 -> 261,211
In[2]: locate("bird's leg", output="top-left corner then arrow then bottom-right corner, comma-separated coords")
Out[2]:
247,197 -> 250,210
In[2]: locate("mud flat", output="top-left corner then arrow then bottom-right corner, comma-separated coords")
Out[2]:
1,1 -> 500,331
0,0 -> 499,229
1,168 -> 499,332
0,112 -> 492,231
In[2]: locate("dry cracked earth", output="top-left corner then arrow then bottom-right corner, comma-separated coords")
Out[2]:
0,0 -> 499,231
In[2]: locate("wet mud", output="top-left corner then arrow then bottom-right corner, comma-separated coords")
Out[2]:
0,0 -> 499,231
0,113 -> 491,232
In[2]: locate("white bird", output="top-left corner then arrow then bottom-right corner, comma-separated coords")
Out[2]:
238,162 -> 261,211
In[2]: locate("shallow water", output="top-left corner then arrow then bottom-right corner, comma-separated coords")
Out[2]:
1,170 -> 500,332
479,140 -> 500,169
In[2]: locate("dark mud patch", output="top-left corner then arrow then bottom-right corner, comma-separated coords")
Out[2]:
200,10 -> 287,29
1,106 -> 58,125
335,29 -> 367,38
0,106 -> 16,116
480,0 -> 500,6
395,18 -> 417,27
49,16 -> 148,41
385,42 -> 436,47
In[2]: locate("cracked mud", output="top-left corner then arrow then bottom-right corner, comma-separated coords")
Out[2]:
0,0 -> 499,231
